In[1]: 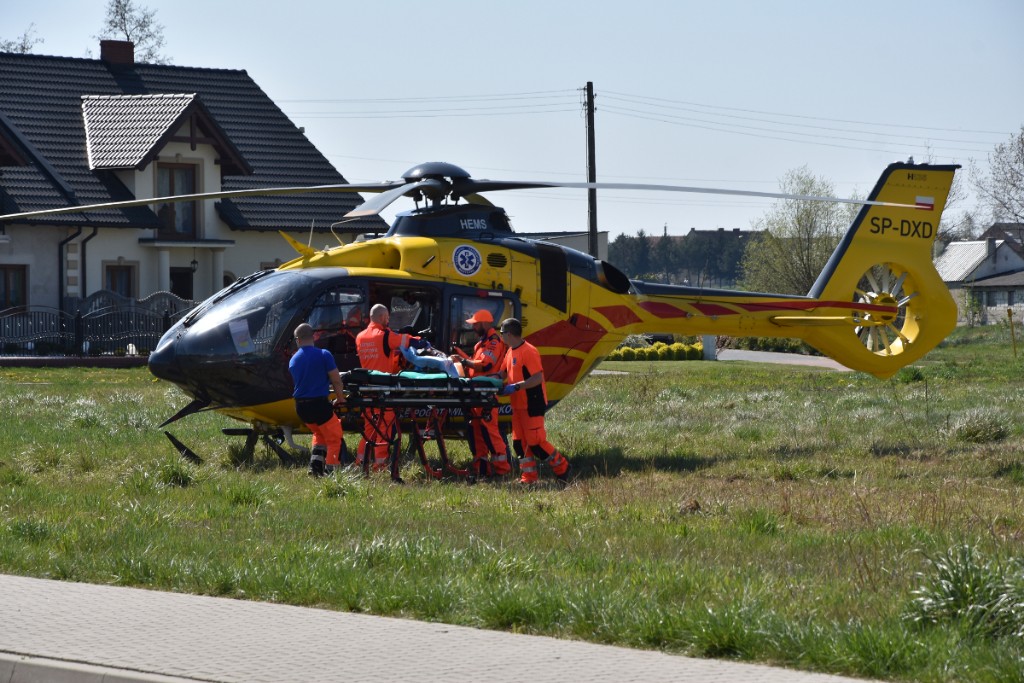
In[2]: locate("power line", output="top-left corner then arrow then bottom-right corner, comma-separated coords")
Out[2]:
601,93 -> 999,147
290,107 -> 577,120
602,89 -> 1011,137
277,89 -> 577,104
600,106 -> 969,160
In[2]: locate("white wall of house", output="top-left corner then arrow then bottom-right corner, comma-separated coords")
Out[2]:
0,224 -> 64,308
970,243 -> 1024,279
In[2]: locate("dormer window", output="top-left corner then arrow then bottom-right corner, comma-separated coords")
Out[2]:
156,162 -> 197,239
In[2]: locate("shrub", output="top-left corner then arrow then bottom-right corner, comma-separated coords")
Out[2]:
656,345 -> 673,361
157,457 -> 198,488
619,334 -> 650,349
945,409 -> 1009,444
896,366 -> 926,383
619,347 -> 636,361
670,343 -> 688,360
905,545 -> 1024,638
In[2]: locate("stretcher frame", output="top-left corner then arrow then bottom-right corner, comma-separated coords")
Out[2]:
340,369 -> 503,482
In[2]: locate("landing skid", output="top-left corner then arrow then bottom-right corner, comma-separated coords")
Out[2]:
221,428 -> 299,466
162,427 -> 304,467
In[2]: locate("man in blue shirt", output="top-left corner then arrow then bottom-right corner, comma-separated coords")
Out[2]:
289,323 -> 346,476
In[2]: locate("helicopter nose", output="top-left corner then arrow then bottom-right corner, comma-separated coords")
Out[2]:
147,338 -> 186,385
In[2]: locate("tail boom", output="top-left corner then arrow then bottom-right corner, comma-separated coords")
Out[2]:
598,163 -> 958,378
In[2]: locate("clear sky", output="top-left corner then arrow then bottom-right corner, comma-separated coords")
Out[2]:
5,0 -> 1023,238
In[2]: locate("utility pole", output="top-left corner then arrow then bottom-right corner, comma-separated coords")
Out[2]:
585,82 -> 598,258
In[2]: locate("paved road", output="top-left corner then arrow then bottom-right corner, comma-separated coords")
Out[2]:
716,349 -> 851,371
0,574 -> 876,683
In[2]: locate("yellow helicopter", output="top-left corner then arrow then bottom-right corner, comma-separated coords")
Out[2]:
1,160 -> 959,463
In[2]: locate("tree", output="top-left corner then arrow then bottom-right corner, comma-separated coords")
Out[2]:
1,24 -> 44,53
631,228 -> 652,277
608,233 -> 638,274
972,125 -> 1024,224
652,232 -> 678,281
739,167 -> 856,295
95,0 -> 169,64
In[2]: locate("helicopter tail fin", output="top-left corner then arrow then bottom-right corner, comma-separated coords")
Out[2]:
796,162 -> 959,378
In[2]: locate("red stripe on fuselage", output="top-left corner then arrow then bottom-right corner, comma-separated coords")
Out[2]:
594,305 -> 643,328
692,303 -> 736,316
738,299 -> 897,315
526,315 -> 607,354
638,301 -> 689,319
541,354 -> 584,386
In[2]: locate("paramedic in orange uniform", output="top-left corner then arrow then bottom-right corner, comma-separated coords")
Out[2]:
355,303 -> 407,470
451,309 -> 509,477
498,317 -> 571,485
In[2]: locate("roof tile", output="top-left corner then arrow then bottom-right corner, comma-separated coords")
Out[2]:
0,52 -> 386,232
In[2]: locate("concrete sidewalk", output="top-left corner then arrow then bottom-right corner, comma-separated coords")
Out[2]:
0,577 -> 884,683
0,574 -> 873,683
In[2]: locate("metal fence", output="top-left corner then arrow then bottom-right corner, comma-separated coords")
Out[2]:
0,290 -> 196,357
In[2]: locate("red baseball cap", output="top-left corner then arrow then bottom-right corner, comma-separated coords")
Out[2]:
465,309 -> 493,324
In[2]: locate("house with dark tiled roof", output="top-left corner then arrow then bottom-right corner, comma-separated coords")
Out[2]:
978,222 -> 1024,257
0,41 -> 386,310
934,235 -> 1024,324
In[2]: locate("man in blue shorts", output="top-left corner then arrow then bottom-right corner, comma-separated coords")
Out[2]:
289,323 -> 346,476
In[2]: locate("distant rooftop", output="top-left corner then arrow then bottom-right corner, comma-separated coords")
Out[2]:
934,240 -> 1000,282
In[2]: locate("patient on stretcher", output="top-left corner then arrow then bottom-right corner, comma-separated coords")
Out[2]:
399,340 -> 465,378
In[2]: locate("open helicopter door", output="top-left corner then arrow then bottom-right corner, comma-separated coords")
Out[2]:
449,289 -> 520,358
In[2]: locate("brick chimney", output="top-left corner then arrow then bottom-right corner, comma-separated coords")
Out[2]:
100,40 -> 135,66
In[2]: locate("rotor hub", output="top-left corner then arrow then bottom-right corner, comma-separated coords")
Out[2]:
862,291 -> 899,326
402,162 -> 471,183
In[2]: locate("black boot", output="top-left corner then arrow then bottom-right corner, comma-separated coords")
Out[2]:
308,445 -> 326,477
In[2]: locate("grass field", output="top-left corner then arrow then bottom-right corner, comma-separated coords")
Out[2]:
1,325 -> 1023,681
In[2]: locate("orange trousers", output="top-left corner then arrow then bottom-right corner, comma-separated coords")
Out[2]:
510,410 -> 568,482
306,416 -> 343,466
468,406 -> 510,474
358,408 -> 395,469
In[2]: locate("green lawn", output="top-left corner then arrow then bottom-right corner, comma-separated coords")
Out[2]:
1,325 -> 1023,681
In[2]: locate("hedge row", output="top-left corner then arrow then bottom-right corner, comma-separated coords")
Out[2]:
606,341 -> 703,361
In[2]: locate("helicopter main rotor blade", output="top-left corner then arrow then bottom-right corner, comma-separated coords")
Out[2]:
0,163 -> 922,223
0,181 -> 406,222
344,178 -> 448,218
465,180 -> 920,210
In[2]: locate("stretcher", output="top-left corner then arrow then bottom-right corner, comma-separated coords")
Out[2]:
340,368 -> 504,482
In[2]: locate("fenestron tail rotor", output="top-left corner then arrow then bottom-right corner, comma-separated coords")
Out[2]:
852,263 -> 917,356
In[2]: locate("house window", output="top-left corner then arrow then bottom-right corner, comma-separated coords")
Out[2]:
1009,291 -> 1016,307
105,265 -> 135,298
156,163 -> 197,239
0,264 -> 27,310
169,267 -> 194,301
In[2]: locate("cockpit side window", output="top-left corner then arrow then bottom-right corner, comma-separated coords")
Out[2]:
388,296 -> 423,333
366,285 -> 440,345
306,287 -> 364,371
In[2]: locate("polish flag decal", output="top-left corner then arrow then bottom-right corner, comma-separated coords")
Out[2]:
915,196 -> 935,210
